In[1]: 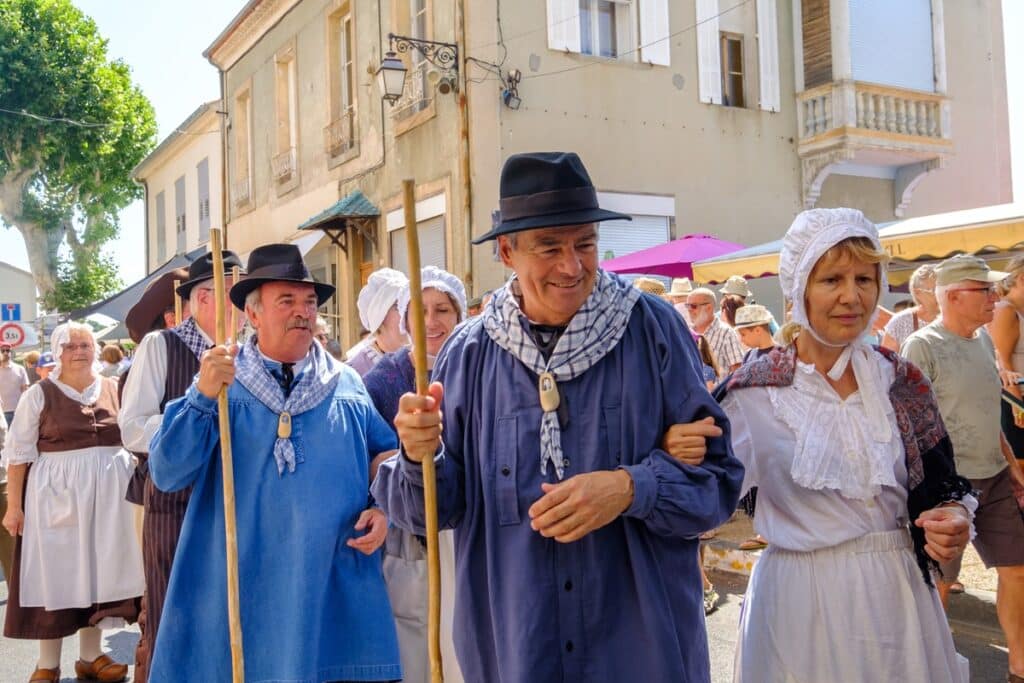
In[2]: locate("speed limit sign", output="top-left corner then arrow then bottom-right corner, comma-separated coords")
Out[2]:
0,323 -> 26,347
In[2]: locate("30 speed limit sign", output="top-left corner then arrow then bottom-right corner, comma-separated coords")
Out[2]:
0,323 -> 26,347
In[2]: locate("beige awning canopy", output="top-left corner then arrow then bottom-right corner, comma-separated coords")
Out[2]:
692,203 -> 1024,286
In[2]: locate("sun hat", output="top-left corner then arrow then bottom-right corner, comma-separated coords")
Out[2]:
668,277 -> 693,297
472,152 -> 630,243
733,304 -> 774,329
934,254 -> 1008,287
720,275 -> 752,299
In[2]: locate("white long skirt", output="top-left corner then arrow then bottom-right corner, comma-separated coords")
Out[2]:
735,528 -> 969,683
19,446 -> 145,610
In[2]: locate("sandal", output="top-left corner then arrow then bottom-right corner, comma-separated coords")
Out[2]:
738,535 -> 768,551
949,581 -> 965,594
703,586 -> 719,615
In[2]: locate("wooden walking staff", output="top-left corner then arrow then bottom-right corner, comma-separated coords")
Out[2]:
209,228 -> 246,682
173,279 -> 183,326
402,179 -> 444,682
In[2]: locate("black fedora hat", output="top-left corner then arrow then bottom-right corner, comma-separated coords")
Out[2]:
229,243 -> 336,310
472,151 -> 630,244
176,250 -> 245,298
126,267 -> 190,343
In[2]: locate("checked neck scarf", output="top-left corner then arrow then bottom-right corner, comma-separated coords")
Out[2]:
172,317 -> 213,360
482,270 -> 641,479
234,337 -> 339,475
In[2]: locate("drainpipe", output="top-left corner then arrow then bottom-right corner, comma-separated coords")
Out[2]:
218,67 -> 230,248
455,0 -> 473,294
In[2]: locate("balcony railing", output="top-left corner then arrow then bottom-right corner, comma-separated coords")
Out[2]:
392,62 -> 431,123
271,147 -> 296,183
324,107 -> 356,156
231,176 -> 251,206
798,81 -> 949,141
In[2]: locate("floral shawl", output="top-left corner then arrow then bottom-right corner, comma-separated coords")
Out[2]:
714,344 -> 973,584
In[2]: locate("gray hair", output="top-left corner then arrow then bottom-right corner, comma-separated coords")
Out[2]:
908,264 -> 937,305
189,280 -> 214,310
688,287 -> 717,304
935,280 -> 970,311
245,286 -> 263,314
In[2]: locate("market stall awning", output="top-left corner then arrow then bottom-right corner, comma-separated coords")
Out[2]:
692,203 -> 1024,285
600,234 -> 746,278
69,248 -> 203,340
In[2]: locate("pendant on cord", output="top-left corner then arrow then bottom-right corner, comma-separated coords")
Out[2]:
538,372 -> 560,413
277,411 -> 292,439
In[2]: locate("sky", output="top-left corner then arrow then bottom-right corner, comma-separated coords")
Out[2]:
0,0 -> 1021,291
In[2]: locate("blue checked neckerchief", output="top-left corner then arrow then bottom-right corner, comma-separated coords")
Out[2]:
482,270 -> 641,480
233,336 -> 339,475
172,317 -> 213,360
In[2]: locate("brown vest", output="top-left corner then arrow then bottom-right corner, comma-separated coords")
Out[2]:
37,377 -> 122,452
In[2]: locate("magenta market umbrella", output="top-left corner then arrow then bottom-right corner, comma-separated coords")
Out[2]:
601,234 -> 746,279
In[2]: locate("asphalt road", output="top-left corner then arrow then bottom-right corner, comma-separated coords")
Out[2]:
0,569 -> 1010,682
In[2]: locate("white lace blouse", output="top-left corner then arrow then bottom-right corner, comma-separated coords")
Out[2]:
721,354 -> 913,552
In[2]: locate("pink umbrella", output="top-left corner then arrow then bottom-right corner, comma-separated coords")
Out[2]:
601,234 -> 746,278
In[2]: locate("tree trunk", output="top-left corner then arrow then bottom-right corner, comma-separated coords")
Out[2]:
0,166 -> 59,305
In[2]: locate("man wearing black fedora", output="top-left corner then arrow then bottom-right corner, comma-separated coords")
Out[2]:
118,250 -> 241,683
376,152 -> 744,682
147,243 -> 402,682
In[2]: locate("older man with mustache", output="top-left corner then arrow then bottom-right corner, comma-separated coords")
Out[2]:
147,244 -> 401,683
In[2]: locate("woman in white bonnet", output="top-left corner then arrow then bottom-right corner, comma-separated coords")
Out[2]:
716,208 -> 975,682
346,267 -> 409,377
2,322 -> 143,683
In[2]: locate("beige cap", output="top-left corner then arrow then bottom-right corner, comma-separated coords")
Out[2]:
668,277 -> 693,297
934,254 -> 1008,287
733,304 -> 775,329
633,277 -> 666,296
720,275 -> 752,298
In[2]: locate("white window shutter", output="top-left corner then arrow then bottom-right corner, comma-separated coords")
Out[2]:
547,0 -> 581,53
696,0 -> 722,104
757,0 -> 781,111
639,0 -> 671,66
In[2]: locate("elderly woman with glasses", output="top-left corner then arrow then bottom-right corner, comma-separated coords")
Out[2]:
717,209 -> 974,682
2,323 -> 143,683
881,263 -> 939,352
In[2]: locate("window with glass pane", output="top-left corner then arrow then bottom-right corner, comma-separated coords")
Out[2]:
579,0 -> 621,58
341,16 -> 353,114
720,34 -> 745,107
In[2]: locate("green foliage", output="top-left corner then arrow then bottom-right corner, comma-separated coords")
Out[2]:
41,252 -> 123,312
0,0 -> 157,308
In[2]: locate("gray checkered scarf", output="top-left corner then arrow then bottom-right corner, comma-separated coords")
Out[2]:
172,317 -> 212,360
482,270 -> 641,479
234,336 -> 339,475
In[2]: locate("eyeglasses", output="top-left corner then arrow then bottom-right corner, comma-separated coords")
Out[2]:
953,285 -> 997,296
61,342 -> 94,352
684,302 -> 712,311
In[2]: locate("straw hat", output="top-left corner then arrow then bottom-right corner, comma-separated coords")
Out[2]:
668,277 -> 693,297
633,277 -> 666,296
733,304 -> 774,330
720,275 -> 752,299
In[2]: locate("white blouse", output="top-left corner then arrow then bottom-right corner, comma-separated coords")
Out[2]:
2,376 -> 105,467
722,355 -> 913,552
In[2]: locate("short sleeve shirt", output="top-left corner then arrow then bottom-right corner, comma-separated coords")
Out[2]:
0,363 -> 29,413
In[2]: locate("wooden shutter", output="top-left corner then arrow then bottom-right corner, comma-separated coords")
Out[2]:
174,176 -> 186,255
639,0 -> 671,66
757,0 -> 780,111
197,157 -> 211,241
802,0 -> 832,88
155,191 -> 166,263
547,0 -> 581,53
696,0 -> 722,104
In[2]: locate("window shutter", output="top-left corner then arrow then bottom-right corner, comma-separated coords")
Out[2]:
547,0 -> 581,53
197,157 -> 211,241
757,0 -> 781,112
155,191 -> 166,263
390,216 -> 447,273
598,215 -> 670,261
639,0 -> 670,66
696,0 -> 722,104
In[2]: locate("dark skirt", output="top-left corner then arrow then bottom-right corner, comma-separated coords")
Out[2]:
3,468 -> 141,639
1002,399 -> 1024,460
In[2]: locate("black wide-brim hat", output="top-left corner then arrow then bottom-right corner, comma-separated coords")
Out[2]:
126,267 -> 189,343
472,151 -> 630,244
176,250 -> 245,298
229,243 -> 336,310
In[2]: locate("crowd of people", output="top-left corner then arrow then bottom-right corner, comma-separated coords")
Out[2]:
0,150 -> 1021,682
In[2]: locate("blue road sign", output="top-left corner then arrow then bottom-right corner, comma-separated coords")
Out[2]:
1,304 -> 21,321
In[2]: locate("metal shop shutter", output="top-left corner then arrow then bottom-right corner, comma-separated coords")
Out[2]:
391,215 -> 447,273
599,214 -> 670,261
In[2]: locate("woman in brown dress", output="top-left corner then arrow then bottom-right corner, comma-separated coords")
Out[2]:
2,323 -> 143,683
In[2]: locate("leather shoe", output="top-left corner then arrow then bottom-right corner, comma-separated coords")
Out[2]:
28,667 -> 59,683
74,654 -> 128,682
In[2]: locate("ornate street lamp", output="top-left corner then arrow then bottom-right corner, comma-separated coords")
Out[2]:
376,50 -> 408,105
